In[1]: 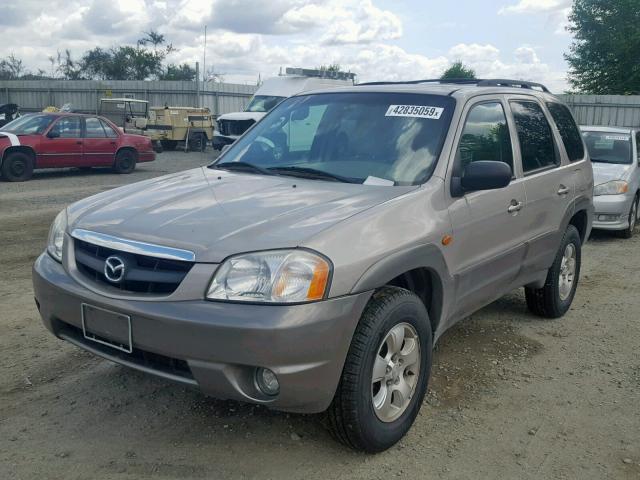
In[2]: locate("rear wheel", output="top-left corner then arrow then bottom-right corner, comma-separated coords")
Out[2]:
328,287 -> 432,453
618,195 -> 638,239
113,149 -> 137,174
160,140 -> 177,151
525,224 -> 581,318
1,151 -> 34,182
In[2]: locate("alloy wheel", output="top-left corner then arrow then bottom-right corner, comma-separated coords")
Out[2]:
371,322 -> 421,423
558,243 -> 577,301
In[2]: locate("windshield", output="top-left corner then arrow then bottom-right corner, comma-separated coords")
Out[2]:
582,131 -> 632,164
1,114 -> 55,135
245,95 -> 286,113
213,92 -> 455,185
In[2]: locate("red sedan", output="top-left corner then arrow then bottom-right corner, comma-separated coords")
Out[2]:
0,113 -> 155,181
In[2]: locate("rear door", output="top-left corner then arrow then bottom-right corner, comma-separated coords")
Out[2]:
446,96 -> 529,318
38,116 -> 83,167
506,97 -> 576,277
82,117 -> 118,166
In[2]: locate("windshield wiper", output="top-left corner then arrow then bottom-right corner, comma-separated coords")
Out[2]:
213,161 -> 275,176
267,166 -> 357,183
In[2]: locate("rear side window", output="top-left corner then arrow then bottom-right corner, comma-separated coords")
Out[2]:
546,102 -> 584,162
85,117 -> 107,138
100,119 -> 118,138
510,100 -> 559,173
456,102 -> 513,173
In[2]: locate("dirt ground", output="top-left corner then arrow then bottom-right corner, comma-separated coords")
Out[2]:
1,151 -> 638,480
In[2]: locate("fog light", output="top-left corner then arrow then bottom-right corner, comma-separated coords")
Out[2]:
256,367 -> 279,396
598,214 -> 619,222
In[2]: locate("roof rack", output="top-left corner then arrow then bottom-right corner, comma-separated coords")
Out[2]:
357,78 -> 550,93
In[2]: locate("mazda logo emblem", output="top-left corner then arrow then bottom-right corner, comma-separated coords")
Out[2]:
104,256 -> 126,283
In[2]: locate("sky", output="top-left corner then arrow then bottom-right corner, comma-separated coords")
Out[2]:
0,0 -> 574,92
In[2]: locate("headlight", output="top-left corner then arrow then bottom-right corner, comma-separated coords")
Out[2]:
47,209 -> 67,262
206,249 -> 331,303
594,180 -> 628,196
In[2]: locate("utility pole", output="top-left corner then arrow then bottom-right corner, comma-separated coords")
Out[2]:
203,25 -> 207,83
195,61 -> 200,107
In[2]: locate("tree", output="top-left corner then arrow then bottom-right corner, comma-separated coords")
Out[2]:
0,54 -> 26,80
565,0 -> 640,94
160,63 -> 197,81
440,61 -> 476,80
317,64 -> 342,72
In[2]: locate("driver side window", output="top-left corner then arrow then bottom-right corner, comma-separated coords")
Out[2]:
456,102 -> 513,173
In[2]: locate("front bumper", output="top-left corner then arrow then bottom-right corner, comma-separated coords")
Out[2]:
592,193 -> 634,230
212,133 -> 239,150
33,253 -> 372,413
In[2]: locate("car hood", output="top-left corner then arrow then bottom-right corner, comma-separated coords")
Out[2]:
217,112 -> 267,122
68,167 -> 413,263
592,161 -> 632,184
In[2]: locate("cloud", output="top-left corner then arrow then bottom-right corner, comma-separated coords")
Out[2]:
0,0 -> 568,92
514,46 -> 539,64
449,43 -> 500,63
499,0 -> 571,35
498,0 -> 571,15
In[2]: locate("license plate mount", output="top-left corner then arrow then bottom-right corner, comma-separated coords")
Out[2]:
81,303 -> 132,354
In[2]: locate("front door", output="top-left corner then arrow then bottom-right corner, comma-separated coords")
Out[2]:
39,116 -> 83,167
445,98 -> 529,319
82,117 -> 119,166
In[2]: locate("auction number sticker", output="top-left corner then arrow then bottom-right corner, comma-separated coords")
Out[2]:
385,105 -> 444,119
604,135 -> 629,141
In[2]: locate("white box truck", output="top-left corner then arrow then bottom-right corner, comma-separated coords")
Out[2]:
212,68 -> 356,150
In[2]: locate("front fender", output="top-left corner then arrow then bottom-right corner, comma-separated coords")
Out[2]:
351,243 -> 454,340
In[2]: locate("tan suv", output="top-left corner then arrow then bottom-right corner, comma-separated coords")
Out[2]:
33,78 -> 593,452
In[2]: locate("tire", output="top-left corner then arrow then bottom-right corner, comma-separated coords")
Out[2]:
160,140 -> 177,151
328,286 -> 432,453
113,149 -> 137,174
1,151 -> 34,182
525,224 -> 581,318
188,133 -> 206,152
618,195 -> 638,239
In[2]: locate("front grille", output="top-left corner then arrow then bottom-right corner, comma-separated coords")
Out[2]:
74,239 -> 193,295
218,119 -> 255,136
58,321 -> 194,382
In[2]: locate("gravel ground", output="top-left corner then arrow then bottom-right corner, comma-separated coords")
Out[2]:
1,151 -> 639,480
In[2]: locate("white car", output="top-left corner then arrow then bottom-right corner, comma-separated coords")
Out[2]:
581,126 -> 640,238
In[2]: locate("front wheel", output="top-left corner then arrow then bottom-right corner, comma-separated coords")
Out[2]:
328,287 -> 432,452
1,151 -> 34,182
618,195 -> 638,239
525,224 -> 581,318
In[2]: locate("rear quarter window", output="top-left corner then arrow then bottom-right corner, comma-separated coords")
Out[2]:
547,102 -> 585,162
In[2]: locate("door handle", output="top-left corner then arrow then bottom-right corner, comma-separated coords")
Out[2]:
557,185 -> 570,196
508,200 -> 523,214
76,141 -> 83,145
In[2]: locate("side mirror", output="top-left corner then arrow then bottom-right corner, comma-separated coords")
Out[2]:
47,130 -> 60,139
452,161 -> 512,196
